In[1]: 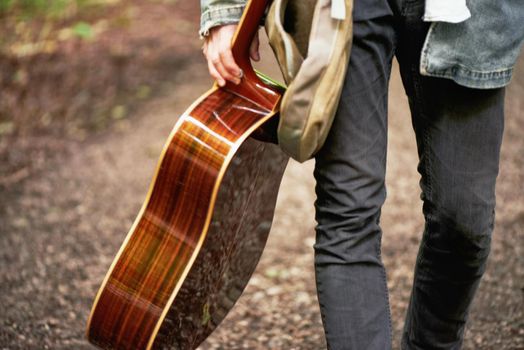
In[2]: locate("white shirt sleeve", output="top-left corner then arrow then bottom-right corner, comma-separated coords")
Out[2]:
424,0 -> 471,23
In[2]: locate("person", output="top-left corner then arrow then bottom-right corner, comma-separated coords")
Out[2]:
199,0 -> 524,348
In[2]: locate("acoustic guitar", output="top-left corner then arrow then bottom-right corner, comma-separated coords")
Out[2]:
86,1 -> 289,349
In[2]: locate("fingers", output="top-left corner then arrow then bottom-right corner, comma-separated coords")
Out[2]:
219,50 -> 242,80
206,50 -> 240,86
203,25 -> 243,87
249,32 -> 260,61
215,51 -> 241,85
207,56 -> 225,87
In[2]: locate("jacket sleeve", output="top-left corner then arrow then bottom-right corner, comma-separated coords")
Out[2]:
199,0 -> 248,39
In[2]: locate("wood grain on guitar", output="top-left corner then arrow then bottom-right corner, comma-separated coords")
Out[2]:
86,1 -> 289,349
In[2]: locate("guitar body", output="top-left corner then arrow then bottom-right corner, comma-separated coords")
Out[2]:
86,2 -> 289,348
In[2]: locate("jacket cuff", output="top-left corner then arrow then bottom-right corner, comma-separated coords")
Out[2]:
199,5 -> 245,39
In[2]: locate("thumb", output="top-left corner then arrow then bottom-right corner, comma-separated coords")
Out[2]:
249,32 -> 260,61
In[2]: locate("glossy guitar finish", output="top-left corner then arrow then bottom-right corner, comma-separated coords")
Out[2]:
86,1 -> 289,349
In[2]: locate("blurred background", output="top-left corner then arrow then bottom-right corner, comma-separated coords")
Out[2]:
0,1 -> 522,349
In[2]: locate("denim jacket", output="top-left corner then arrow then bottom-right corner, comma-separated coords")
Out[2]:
200,0 -> 524,89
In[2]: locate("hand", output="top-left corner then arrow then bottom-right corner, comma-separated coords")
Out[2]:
202,24 -> 260,87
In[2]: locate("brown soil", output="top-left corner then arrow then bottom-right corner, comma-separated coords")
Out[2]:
0,3 -> 523,349
0,0 -> 200,183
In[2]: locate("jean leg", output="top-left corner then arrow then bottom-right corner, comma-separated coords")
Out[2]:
313,13 -> 396,350
396,3 -> 506,349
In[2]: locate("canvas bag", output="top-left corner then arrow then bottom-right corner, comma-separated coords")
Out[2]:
264,0 -> 353,163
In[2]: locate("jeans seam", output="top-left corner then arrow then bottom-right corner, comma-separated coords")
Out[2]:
375,224 -> 393,348
314,258 -> 331,349
404,63 -> 433,349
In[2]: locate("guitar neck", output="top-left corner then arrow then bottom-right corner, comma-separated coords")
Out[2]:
231,0 -> 270,75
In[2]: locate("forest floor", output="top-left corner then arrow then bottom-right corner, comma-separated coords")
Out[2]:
1,2 -> 523,349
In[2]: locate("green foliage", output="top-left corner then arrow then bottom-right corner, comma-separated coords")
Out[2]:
0,0 -> 15,13
72,21 -> 92,39
0,0 -> 95,19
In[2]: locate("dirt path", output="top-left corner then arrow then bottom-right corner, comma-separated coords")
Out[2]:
1,33 -> 522,349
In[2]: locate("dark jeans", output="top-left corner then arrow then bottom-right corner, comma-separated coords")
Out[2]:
312,0 -> 505,349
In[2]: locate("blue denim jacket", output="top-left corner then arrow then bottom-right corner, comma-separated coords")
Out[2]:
200,0 -> 524,89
